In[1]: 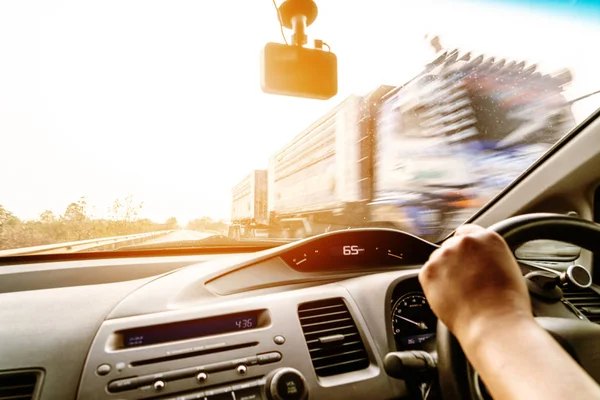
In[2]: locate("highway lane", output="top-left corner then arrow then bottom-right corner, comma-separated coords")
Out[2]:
141,230 -> 215,245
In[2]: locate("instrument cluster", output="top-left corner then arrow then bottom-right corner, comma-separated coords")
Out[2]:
390,278 -> 437,350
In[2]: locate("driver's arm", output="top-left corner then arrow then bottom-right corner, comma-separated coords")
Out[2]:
419,224 -> 600,400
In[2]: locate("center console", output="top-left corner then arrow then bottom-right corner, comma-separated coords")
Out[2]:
76,288 -> 386,400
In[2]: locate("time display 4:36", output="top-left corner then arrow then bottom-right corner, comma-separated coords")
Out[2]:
234,318 -> 254,329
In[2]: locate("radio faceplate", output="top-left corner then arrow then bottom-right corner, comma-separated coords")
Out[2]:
77,307 -> 285,400
77,287 -> 383,400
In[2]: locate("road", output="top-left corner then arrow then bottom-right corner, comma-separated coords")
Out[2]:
141,230 -> 215,245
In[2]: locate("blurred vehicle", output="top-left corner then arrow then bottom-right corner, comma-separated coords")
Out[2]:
230,170 -> 269,239
231,48 -> 575,242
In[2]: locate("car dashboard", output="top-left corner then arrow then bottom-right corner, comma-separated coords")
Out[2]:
0,228 -> 591,400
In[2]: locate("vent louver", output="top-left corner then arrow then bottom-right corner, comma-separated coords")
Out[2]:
562,287 -> 600,324
0,370 -> 40,400
298,298 -> 369,377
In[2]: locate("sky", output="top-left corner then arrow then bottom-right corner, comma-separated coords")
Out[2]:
1,0 -> 599,225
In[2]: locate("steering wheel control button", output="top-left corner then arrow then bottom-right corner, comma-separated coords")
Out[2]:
257,351 -> 283,365
237,364 -> 248,375
152,380 -> 166,392
563,264 -> 592,288
273,335 -> 286,345
266,368 -> 308,400
96,364 -> 111,376
196,372 -> 208,383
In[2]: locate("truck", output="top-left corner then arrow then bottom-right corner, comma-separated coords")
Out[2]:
228,170 -> 268,239
230,48 -> 576,242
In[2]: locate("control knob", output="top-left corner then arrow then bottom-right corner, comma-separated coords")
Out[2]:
265,368 -> 308,400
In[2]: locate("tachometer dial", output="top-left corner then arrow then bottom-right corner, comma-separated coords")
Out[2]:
391,293 -> 437,347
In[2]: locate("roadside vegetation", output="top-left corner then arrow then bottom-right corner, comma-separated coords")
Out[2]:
0,195 -> 225,250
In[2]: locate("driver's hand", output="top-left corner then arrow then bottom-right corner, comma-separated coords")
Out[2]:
418,224 -> 532,343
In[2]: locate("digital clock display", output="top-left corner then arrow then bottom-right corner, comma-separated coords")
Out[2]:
121,311 -> 261,348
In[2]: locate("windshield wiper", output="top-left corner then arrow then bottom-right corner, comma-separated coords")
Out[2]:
117,234 -> 291,251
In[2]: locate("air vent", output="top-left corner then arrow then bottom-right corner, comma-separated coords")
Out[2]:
0,370 -> 41,400
298,298 -> 369,377
562,287 -> 600,324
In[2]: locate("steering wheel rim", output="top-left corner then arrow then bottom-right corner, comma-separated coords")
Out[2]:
436,213 -> 600,400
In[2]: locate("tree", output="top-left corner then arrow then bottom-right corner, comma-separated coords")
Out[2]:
61,196 -> 90,240
0,205 -> 20,228
165,217 -> 179,230
63,197 -> 88,222
40,210 -> 57,223
109,194 -> 143,223
0,205 -> 22,249
0,197 -> 169,250
109,194 -> 144,234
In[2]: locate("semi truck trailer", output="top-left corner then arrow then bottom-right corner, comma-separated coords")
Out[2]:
230,48 -> 575,242
228,170 -> 268,239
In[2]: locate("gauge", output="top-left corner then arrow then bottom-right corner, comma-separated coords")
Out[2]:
391,292 -> 437,348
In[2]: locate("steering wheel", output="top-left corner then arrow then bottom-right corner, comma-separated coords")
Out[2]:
436,213 -> 600,400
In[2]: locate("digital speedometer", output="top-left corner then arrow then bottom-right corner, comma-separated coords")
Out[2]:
391,293 -> 437,348
279,230 -> 436,272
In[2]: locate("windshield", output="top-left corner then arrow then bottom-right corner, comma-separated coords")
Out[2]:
1,0 -> 599,255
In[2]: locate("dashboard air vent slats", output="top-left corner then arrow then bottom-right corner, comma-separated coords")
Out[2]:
0,370 -> 40,400
298,298 -> 369,377
562,287 -> 600,323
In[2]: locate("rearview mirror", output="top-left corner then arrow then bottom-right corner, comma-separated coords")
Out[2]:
261,42 -> 338,100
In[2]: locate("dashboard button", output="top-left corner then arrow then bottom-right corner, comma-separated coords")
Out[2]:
235,386 -> 263,400
246,356 -> 258,366
196,372 -> 208,383
153,380 -> 166,391
257,352 -> 282,365
107,377 -> 139,392
273,335 -> 286,345
137,373 -> 166,386
205,386 -> 232,396
172,390 -> 205,400
237,365 -> 248,375
96,364 -> 111,376
265,368 -> 307,400
232,380 -> 261,391
204,386 -> 234,400
205,394 -> 234,400
276,373 -> 304,400
162,392 -> 205,400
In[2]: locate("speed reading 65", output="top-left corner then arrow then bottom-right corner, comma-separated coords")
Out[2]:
343,245 -> 365,255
